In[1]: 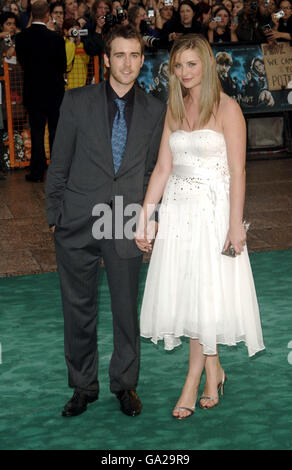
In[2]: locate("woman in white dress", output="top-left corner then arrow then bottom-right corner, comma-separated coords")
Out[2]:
135,34 -> 265,419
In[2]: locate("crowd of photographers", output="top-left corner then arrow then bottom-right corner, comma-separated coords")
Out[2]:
0,0 -> 292,61
0,0 -> 291,178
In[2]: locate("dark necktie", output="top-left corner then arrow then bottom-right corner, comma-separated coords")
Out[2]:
111,98 -> 127,174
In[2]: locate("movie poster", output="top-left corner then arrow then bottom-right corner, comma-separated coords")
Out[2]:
137,49 -> 170,103
138,45 -> 292,114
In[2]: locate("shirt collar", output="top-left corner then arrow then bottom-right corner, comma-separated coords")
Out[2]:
106,79 -> 135,104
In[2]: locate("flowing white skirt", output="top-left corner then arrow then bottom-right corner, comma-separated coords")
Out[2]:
140,172 -> 265,357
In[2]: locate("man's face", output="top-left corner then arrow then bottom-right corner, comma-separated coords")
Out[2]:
3,18 -> 16,35
104,38 -> 144,90
217,62 -> 231,78
254,60 -> 265,75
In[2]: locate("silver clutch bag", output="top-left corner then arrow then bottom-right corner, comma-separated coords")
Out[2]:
221,221 -> 250,258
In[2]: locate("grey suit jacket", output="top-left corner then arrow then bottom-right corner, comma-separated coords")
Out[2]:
45,81 -> 166,258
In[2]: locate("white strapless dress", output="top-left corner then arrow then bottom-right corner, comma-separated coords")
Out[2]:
140,129 -> 265,357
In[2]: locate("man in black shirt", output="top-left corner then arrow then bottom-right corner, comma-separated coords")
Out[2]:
46,24 -> 165,418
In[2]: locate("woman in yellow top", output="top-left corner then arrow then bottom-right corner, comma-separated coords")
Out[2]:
63,18 -> 90,90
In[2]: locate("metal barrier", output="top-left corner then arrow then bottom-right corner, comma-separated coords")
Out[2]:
0,53 -> 99,169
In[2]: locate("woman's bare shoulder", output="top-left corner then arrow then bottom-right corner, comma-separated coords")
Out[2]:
219,92 -> 242,115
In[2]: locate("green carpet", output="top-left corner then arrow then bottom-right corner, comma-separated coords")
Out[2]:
0,250 -> 291,450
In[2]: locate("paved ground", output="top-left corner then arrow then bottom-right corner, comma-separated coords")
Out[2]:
0,156 -> 292,277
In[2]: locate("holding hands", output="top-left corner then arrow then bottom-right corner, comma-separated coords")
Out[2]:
135,211 -> 158,253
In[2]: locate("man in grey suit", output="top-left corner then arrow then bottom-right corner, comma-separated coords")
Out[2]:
46,24 -> 165,417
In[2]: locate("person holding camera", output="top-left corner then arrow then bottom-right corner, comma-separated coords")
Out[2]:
266,0 -> 292,41
63,18 -> 90,90
128,4 -> 161,48
15,0 -> 66,182
156,1 -> 174,30
0,11 -> 20,178
48,1 -> 65,34
159,0 -> 202,49
208,5 -> 238,42
82,0 -> 111,56
195,2 -> 212,37
235,0 -> 266,41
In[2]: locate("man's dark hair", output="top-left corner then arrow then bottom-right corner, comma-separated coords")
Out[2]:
0,11 -> 19,29
31,0 -> 50,21
104,24 -> 144,58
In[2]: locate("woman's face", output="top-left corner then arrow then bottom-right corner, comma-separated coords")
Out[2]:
96,1 -> 110,19
135,7 -> 147,27
65,0 -> 78,15
280,1 -> 292,20
232,1 -> 243,16
160,5 -> 173,21
3,17 -> 16,34
223,0 -> 233,12
10,3 -> 19,15
112,1 -> 122,16
52,6 -> 64,24
267,0 -> 276,14
180,5 -> 195,27
173,48 -> 203,90
216,9 -> 230,26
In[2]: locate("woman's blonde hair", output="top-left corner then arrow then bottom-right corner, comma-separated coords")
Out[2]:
168,34 -> 222,128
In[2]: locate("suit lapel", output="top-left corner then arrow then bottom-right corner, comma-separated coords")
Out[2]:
88,81 -> 115,174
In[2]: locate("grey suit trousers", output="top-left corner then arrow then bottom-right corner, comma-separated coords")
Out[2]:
54,232 -> 142,396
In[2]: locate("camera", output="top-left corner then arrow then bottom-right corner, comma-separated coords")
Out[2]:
103,10 -> 126,28
4,35 -> 14,47
212,17 -> 222,22
143,35 -> 160,48
164,0 -> 173,5
70,28 -> 88,37
102,13 -> 115,27
116,8 -> 127,23
148,7 -> 155,17
274,10 -> 285,18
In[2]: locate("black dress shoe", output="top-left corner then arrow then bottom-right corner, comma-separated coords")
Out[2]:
62,390 -> 98,417
25,174 -> 44,182
116,390 -> 142,417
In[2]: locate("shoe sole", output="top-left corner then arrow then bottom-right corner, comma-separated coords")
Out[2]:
62,406 -> 87,417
